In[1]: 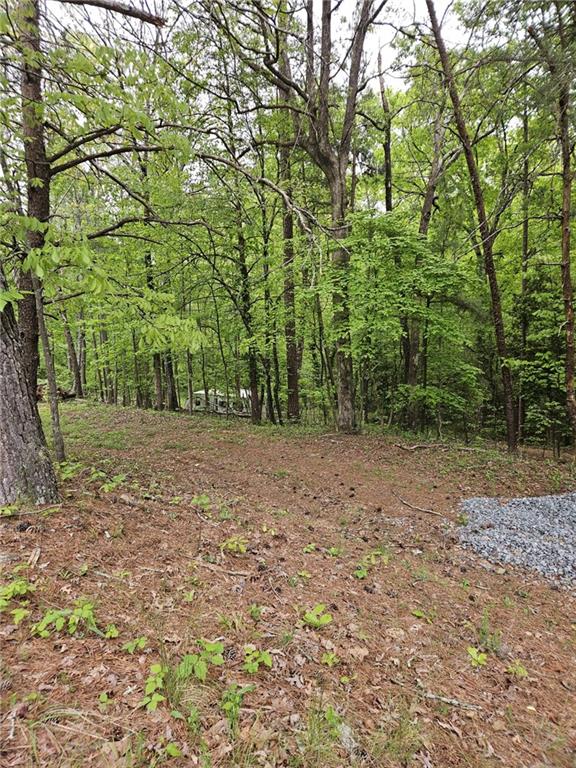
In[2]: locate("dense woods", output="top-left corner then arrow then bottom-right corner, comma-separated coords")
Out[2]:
2,0 -> 576,503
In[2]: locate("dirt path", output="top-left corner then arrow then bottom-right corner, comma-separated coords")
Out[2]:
1,402 -> 575,767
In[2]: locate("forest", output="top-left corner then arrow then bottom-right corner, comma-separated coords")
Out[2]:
1,1 -> 576,766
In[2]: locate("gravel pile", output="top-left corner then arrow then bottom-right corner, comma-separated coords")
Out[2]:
459,492 -> 576,582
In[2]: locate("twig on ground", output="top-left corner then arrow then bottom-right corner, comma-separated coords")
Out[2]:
192,559 -> 252,578
422,691 -> 481,710
391,490 -> 443,517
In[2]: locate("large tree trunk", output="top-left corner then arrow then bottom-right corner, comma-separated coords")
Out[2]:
427,0 -> 516,451
0,268 -> 59,505
18,0 -> 49,397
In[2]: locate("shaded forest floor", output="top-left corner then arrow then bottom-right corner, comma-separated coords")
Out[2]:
1,402 -> 576,767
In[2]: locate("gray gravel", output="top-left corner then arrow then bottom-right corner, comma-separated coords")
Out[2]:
459,492 -> 576,582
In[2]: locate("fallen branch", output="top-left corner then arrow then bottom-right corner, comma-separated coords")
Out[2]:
394,443 -> 449,452
391,490 -> 443,517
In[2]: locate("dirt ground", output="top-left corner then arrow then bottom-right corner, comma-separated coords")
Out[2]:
1,401 -> 576,767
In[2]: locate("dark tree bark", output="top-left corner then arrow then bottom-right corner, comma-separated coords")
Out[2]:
427,0 -> 517,451
0,267 -> 59,505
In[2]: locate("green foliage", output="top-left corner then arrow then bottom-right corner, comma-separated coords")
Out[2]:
220,683 -> 254,736
477,608 -> 502,653
139,663 -> 166,711
0,578 -> 35,611
506,659 -> 528,679
303,604 -> 333,629
321,652 -> 340,667
122,636 -> 148,654
220,536 -> 248,555
467,646 -> 488,668
32,599 -> 101,638
242,646 -> 273,673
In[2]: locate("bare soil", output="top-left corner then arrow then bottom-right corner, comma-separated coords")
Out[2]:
1,402 -> 575,767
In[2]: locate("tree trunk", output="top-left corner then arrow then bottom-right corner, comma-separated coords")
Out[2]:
33,276 -> 65,461
330,173 -> 356,432
280,143 -> 300,422
153,352 -> 163,410
558,78 -> 576,435
164,352 -> 179,411
62,310 -> 83,397
427,0 -> 516,451
0,268 -> 59,505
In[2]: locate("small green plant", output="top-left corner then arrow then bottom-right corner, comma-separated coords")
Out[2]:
59,461 -> 84,480
218,506 -> 233,520
0,578 -> 35,611
242,646 -> 273,673
411,607 -> 436,624
0,505 -> 17,517
220,535 -> 248,555
192,494 -> 211,510
220,683 -> 254,736
326,547 -> 342,557
506,659 -> 528,679
98,691 -> 110,712
321,651 -> 340,667
353,546 -> 390,580
176,639 -> 225,683
123,636 -> 148,654
100,474 -> 126,493
164,742 -> 183,758
248,603 -> 263,622
218,611 -> 244,633
303,604 -> 333,629
467,646 -> 487,668
477,608 -> 502,653
139,663 -> 166,711
32,600 -> 101,638
104,623 -> 119,638
11,607 -> 30,625
353,565 -> 369,580
303,543 -> 317,554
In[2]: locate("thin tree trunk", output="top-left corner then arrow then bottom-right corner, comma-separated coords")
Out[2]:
186,351 -> 193,415
378,51 -> 393,213
279,140 -> 300,421
164,352 -> 179,411
33,277 -> 65,461
427,0 -> 516,451
330,173 -> 356,432
62,310 -> 83,397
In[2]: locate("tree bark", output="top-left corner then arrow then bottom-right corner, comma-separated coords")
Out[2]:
17,0 -> 49,397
